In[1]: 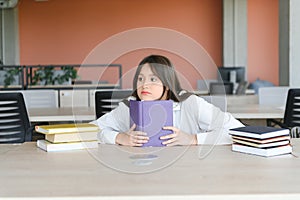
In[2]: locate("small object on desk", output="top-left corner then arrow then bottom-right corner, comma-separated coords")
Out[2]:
45,131 -> 98,143
35,123 -> 99,134
130,100 -> 173,147
231,135 -> 291,144
35,123 -> 99,152
232,138 -> 290,148
229,126 -> 290,139
37,140 -> 98,152
230,126 -> 292,157
232,143 -> 292,157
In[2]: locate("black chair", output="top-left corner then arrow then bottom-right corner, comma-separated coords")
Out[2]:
267,89 -> 300,138
209,82 -> 233,95
0,92 -> 33,143
95,89 -> 132,118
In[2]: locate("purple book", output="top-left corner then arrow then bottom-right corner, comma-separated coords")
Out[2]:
129,100 -> 173,147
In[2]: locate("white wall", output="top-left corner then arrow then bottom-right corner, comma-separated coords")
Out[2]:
290,0 -> 300,87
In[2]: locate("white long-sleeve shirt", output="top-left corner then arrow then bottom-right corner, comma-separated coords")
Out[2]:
91,94 -> 244,145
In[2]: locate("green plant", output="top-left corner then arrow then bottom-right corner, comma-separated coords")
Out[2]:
4,67 -> 21,88
30,65 -> 77,85
31,66 -> 55,85
54,66 -> 78,84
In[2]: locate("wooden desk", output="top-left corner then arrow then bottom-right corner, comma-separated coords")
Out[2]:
28,103 -> 284,123
1,140 -> 300,199
28,107 -> 96,122
228,104 -> 284,126
194,89 -> 256,95
228,104 -> 284,119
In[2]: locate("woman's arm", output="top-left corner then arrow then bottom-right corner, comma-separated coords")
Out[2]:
160,126 -> 198,146
91,102 -> 149,146
90,102 -> 130,144
161,95 -> 244,146
115,124 -> 149,146
194,96 -> 244,145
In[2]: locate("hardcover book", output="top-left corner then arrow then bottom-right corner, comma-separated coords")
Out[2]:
229,126 -> 290,139
35,123 -> 99,134
129,100 -> 173,147
37,140 -> 98,152
232,138 -> 290,148
45,131 -> 98,143
231,135 -> 291,144
232,143 -> 292,157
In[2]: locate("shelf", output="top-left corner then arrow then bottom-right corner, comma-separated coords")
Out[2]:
27,83 -> 119,90
0,65 -> 25,90
25,64 -> 122,89
0,64 -> 122,90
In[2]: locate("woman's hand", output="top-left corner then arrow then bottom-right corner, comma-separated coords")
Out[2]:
115,124 -> 149,146
160,126 -> 197,146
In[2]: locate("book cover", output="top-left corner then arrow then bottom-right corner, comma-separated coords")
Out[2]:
37,140 -> 98,152
229,126 -> 290,139
232,138 -> 290,148
45,131 -> 98,143
232,143 -> 292,157
231,135 -> 291,144
35,123 -> 99,134
129,100 -> 173,147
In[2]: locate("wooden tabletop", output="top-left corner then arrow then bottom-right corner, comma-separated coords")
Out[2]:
27,103 -> 284,123
1,139 -> 299,199
28,107 -> 96,122
228,104 -> 284,119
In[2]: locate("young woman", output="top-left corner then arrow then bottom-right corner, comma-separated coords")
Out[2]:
91,55 -> 244,146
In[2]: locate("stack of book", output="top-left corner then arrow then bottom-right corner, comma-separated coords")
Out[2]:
229,126 -> 292,157
35,123 -> 99,152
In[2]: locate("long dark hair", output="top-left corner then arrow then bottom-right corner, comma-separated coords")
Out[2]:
132,55 -> 189,102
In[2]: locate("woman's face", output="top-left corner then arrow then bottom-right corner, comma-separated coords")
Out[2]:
136,64 -> 167,101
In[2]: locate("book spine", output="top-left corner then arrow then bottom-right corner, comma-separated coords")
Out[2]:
130,101 -> 143,132
136,102 -> 144,132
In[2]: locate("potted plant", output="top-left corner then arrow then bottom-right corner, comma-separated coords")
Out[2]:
31,66 -> 55,85
54,66 -> 78,85
0,67 -> 21,88
30,65 -> 78,86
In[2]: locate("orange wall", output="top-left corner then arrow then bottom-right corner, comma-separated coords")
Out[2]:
18,0 -> 223,89
248,0 -> 279,85
18,0 -> 279,88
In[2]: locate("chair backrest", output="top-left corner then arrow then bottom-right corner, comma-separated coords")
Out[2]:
95,89 -> 132,118
258,86 -> 290,108
0,90 -> 58,108
0,93 -> 32,143
209,82 -> 233,95
21,90 -> 58,108
283,89 -> 300,129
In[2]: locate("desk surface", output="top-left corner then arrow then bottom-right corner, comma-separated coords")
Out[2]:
228,104 -> 284,119
194,89 -> 256,95
1,140 -> 300,199
28,104 -> 284,123
28,107 -> 96,122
